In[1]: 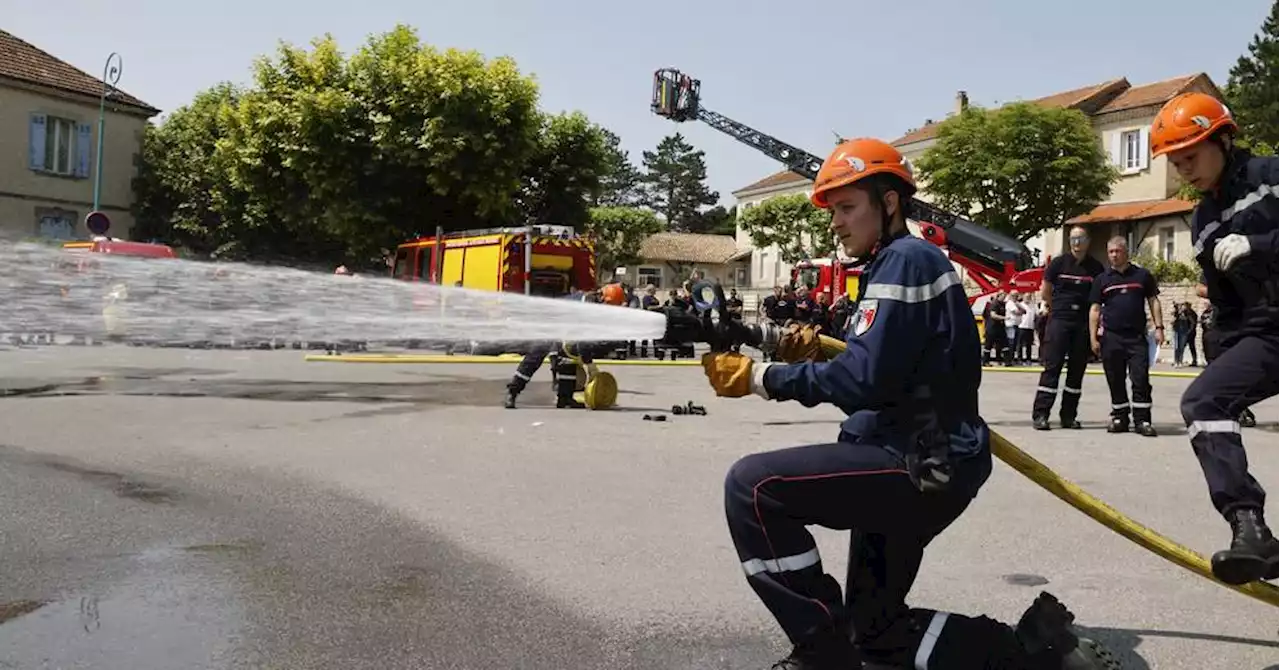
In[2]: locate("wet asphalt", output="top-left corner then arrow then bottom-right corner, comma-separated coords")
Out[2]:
0,346 -> 1276,669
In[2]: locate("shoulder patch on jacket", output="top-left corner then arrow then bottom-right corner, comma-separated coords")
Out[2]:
851,299 -> 879,336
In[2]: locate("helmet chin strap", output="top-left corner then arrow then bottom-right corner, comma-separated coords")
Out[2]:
848,192 -> 904,270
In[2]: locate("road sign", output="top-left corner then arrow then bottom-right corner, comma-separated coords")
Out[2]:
85,211 -> 111,236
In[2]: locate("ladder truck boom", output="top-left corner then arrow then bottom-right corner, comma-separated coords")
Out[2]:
650,68 -> 1042,294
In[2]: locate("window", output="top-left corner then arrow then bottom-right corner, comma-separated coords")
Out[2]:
1122,131 -> 1142,170
637,267 -> 661,288
1159,226 -> 1174,261
1111,128 -> 1149,173
29,114 -> 91,177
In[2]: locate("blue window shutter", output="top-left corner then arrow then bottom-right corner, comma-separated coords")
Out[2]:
29,114 -> 47,170
76,123 -> 92,177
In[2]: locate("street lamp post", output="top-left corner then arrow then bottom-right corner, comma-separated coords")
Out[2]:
92,53 -> 123,214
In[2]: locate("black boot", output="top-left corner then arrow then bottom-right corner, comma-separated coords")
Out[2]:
1107,417 -> 1128,433
767,631 -> 856,670
1016,592 -> 1120,670
1033,415 -> 1052,431
1060,416 -> 1082,430
1240,408 -> 1257,428
1134,421 -> 1157,437
1211,507 -> 1280,585
504,378 -> 526,409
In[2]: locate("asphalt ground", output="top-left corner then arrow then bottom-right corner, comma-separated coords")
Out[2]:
0,346 -> 1275,669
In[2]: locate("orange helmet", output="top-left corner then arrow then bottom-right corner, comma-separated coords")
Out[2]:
810,138 -> 916,209
1150,92 -> 1237,158
600,282 -> 626,306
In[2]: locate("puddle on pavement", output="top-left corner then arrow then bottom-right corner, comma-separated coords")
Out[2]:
0,544 -> 258,670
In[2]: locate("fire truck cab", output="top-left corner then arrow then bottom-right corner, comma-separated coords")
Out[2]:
790,258 -> 862,303
392,225 -> 597,297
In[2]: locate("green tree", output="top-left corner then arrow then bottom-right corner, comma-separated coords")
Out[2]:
583,206 -> 665,273
640,133 -> 719,230
516,111 -> 611,227
131,83 -> 249,257
687,204 -> 737,235
134,25 -> 622,265
737,194 -> 834,264
1225,1 -> 1278,154
913,103 -> 1118,242
220,26 -> 543,262
595,129 -> 644,207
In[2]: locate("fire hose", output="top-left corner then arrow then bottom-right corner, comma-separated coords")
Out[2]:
660,281 -> 1279,607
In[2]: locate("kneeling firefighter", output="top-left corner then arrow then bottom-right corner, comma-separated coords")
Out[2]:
1151,92 -> 1278,585
701,138 -> 1113,669
504,282 -> 626,410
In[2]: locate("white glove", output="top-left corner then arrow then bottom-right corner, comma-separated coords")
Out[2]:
1213,233 -> 1251,271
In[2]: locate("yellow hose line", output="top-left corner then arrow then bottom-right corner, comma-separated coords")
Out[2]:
807,335 -> 1276,607
982,365 -> 1200,379
993,433 -> 1277,606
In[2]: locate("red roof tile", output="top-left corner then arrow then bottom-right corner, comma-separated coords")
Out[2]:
890,78 -> 1130,147
639,232 -> 746,264
1093,73 -> 1216,114
0,29 -> 158,114
1067,198 -> 1195,224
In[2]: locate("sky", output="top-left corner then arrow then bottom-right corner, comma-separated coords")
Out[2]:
2,0 -> 1272,208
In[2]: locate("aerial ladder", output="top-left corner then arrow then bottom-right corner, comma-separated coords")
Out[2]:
649,68 -> 1045,303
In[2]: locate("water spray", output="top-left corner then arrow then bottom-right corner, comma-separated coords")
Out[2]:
0,241 -> 666,345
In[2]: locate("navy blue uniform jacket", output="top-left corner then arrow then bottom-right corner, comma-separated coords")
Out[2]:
1192,150 -> 1277,340
757,234 -> 989,462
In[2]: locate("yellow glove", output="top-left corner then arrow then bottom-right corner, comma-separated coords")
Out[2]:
776,323 -> 828,363
584,362 -> 601,379
701,351 -> 754,397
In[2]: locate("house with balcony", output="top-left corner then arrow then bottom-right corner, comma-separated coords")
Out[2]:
0,29 -> 159,241
733,72 -> 1223,284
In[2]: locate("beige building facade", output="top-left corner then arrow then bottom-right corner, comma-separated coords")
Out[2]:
0,30 -> 158,242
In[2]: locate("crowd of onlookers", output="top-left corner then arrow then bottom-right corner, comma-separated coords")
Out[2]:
744,284 -> 1212,369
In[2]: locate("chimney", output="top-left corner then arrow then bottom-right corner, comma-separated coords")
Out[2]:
955,90 -> 969,114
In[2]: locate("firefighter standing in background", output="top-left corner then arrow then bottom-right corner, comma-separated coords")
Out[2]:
701,138 -> 1108,669
1088,236 -> 1162,437
1151,92 -> 1277,585
725,288 -> 744,321
1031,225 -> 1105,430
503,282 -> 626,410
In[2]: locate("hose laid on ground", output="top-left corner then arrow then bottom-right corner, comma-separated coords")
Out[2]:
806,334 -> 1276,608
